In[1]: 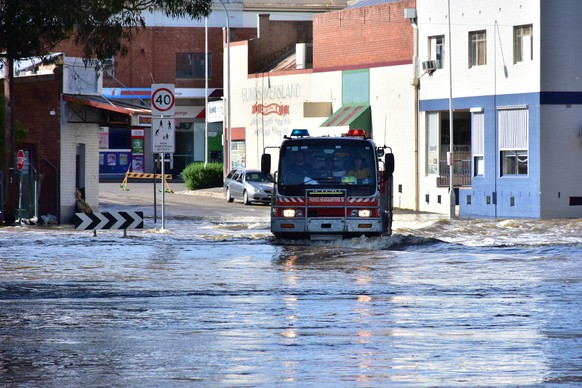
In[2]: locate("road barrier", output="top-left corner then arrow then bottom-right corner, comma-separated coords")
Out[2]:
120,169 -> 173,193
73,211 -> 144,236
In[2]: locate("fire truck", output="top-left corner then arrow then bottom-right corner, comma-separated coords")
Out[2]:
261,129 -> 394,240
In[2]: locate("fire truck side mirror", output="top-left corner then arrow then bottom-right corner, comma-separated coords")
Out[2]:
384,153 -> 395,175
261,154 -> 271,174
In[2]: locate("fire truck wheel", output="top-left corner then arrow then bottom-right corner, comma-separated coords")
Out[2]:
243,190 -> 251,205
226,187 -> 234,203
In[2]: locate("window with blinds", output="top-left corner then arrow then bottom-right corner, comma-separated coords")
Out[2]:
471,111 -> 484,176
498,107 -> 529,176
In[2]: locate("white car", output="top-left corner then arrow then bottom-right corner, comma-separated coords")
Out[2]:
224,169 -> 274,205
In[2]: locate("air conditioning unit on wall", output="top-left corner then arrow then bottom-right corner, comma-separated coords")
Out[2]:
422,60 -> 437,72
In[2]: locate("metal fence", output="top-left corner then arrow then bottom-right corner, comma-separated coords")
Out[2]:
437,159 -> 472,187
16,167 -> 40,222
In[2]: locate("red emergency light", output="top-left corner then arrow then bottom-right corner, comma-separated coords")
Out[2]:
346,129 -> 367,138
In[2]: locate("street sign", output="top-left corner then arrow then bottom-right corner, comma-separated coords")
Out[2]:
16,149 -> 25,171
151,84 -> 175,116
152,117 -> 175,153
74,211 -> 144,230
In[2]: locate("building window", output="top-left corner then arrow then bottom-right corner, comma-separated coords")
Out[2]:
498,107 -> 528,176
501,150 -> 528,175
514,24 -> 533,63
469,30 -> 487,68
427,112 -> 440,175
471,111 -> 484,176
101,57 -> 115,79
176,53 -> 211,79
429,35 -> 445,69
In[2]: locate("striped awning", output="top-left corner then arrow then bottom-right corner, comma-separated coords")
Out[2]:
320,105 -> 370,127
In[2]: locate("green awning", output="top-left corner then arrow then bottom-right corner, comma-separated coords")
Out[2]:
320,104 -> 370,128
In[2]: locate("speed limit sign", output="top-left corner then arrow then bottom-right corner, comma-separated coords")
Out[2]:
151,84 -> 175,116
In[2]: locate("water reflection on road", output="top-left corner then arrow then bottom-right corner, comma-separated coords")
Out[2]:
0,213 -> 581,386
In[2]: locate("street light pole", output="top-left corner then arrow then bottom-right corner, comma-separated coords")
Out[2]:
448,0 -> 456,218
217,0 -> 231,174
204,16 -> 208,167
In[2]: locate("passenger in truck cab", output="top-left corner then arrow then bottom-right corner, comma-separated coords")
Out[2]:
285,150 -> 315,184
346,155 -> 371,182
320,155 -> 345,180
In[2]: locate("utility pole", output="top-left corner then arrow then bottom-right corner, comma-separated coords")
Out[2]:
2,58 -> 16,224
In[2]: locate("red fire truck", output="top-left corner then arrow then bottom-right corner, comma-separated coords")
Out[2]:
261,129 -> 394,240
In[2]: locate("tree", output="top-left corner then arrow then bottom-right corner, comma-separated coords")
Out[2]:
0,0 -> 212,223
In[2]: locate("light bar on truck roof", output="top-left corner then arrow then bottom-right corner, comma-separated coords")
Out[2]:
345,129 -> 367,138
290,129 -> 310,137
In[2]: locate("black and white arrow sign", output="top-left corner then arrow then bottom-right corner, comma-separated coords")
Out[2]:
73,211 -> 144,230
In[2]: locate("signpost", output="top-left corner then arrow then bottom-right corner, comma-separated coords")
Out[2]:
16,149 -> 25,224
151,84 -> 176,230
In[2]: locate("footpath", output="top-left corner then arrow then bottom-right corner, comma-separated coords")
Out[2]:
99,180 -> 223,202
98,180 -> 269,219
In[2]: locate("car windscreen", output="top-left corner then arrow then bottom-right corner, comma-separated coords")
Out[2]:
246,172 -> 273,183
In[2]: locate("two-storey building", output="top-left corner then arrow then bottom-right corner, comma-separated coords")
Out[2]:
418,0 -> 582,218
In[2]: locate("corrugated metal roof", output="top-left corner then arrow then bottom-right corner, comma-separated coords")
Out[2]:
345,0 -> 401,10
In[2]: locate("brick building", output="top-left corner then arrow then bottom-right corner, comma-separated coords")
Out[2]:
55,23 -> 256,178
3,56 -> 149,224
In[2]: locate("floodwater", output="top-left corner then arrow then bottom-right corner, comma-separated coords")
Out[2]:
1,212 -> 581,387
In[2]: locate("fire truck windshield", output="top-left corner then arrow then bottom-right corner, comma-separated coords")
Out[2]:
278,141 -> 377,196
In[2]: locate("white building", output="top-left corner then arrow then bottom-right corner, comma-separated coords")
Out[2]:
418,0 -> 582,218
226,1 -> 418,211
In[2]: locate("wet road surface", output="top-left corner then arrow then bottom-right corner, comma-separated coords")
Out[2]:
0,188 -> 581,386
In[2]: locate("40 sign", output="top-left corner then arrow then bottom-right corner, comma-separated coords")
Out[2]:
151,84 -> 175,116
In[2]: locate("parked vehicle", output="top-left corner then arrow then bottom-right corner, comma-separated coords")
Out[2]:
224,169 -> 274,205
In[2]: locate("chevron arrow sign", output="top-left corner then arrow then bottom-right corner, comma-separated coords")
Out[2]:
73,211 -> 144,230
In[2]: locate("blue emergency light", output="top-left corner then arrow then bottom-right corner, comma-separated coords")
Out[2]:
290,129 -> 310,137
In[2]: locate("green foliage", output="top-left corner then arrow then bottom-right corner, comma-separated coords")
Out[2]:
0,95 -> 30,163
181,162 -> 223,190
0,0 -> 212,61
14,120 -> 28,145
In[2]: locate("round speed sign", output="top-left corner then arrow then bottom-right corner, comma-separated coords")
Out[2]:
151,85 -> 175,115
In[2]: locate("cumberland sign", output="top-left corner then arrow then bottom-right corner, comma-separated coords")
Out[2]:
251,103 -> 290,116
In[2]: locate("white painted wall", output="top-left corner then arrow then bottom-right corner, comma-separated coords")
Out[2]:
540,106 -> 582,218
417,0 -> 540,100
60,122 -> 100,223
540,0 -> 582,92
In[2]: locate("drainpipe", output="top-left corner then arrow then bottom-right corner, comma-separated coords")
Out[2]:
406,8 -> 420,211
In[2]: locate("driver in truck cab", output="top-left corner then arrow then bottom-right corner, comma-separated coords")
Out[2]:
285,150 -> 315,184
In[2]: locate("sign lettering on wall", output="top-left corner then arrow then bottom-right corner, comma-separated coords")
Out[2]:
241,83 -> 302,102
251,103 -> 290,116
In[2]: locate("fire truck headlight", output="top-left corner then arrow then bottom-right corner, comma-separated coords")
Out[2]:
283,209 -> 296,217
358,209 -> 371,218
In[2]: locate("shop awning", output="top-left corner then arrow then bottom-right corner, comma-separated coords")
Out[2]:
63,94 -> 150,116
320,104 -> 370,128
